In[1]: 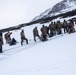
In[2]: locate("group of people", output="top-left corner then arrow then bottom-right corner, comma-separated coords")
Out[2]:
4,30 -> 29,46
0,19 -> 75,53
33,20 -> 75,42
0,30 -> 29,53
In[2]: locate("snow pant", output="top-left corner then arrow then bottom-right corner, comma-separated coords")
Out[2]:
63,26 -> 68,33
21,37 -> 28,45
33,34 -> 41,42
41,34 -> 47,41
0,46 -> 2,53
57,28 -> 62,35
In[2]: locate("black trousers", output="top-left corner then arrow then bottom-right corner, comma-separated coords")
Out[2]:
0,46 -> 2,53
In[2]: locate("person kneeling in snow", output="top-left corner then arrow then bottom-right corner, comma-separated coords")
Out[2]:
9,38 -> 17,46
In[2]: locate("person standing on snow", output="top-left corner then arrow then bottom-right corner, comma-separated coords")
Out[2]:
0,32 -> 3,53
56,21 -> 62,35
40,25 -> 48,41
49,22 -> 55,37
63,20 -> 68,33
33,27 -> 41,42
20,30 -> 28,45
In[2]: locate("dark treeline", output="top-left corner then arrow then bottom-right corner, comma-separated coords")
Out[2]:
0,9 -> 76,33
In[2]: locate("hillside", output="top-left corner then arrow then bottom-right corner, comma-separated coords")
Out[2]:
0,0 -> 76,75
0,25 -> 76,75
33,0 -> 76,21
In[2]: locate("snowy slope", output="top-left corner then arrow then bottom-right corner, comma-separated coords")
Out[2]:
33,0 -> 76,21
0,23 -> 76,75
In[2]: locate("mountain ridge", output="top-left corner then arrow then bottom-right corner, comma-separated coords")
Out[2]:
32,0 -> 76,21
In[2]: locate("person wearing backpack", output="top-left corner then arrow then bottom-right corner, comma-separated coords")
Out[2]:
68,20 -> 75,34
40,25 -> 48,41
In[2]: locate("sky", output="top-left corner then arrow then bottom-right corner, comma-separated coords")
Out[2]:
0,0 -> 62,29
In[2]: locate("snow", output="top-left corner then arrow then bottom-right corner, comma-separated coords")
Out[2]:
0,22 -> 76,75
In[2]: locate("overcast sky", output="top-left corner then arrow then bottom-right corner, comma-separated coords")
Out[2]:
0,0 -> 62,29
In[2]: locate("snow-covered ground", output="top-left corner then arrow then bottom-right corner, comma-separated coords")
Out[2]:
0,23 -> 76,75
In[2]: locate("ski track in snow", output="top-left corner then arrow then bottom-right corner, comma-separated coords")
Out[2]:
0,34 -> 64,56
1,34 -> 63,55
0,32 -> 76,75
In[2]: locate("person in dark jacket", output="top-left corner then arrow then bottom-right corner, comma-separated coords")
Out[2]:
40,25 -> 48,41
63,20 -> 68,33
20,30 -> 28,45
0,32 -> 3,53
9,38 -> 17,46
49,22 -> 55,37
0,39 -> 2,53
45,26 -> 49,36
33,27 -> 41,42
56,21 -> 62,34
